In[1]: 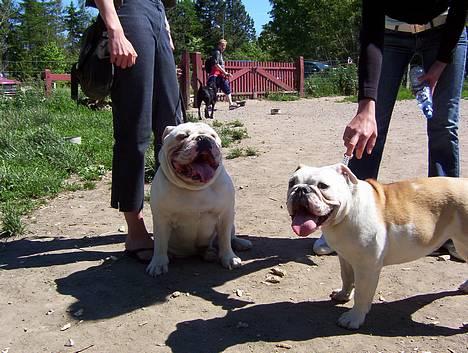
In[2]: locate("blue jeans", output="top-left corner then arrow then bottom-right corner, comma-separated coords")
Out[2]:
110,0 -> 183,211
208,75 -> 231,95
349,26 -> 467,180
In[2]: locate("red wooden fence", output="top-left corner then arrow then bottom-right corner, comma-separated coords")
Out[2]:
190,52 -> 304,104
42,51 -> 305,109
42,69 -> 71,96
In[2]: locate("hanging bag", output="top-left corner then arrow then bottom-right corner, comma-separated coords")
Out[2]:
71,15 -> 113,101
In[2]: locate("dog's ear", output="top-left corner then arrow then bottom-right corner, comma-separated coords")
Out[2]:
295,164 -> 306,172
335,163 -> 358,184
162,126 -> 176,140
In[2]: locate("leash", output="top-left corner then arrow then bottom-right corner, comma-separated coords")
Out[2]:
342,153 -> 352,166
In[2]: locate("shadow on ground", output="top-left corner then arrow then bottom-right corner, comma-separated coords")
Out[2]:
1,233 -> 466,352
0,233 -> 315,318
165,290 -> 467,353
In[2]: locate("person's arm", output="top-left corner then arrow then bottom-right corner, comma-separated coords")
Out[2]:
214,63 -> 231,77
212,50 -> 231,77
94,0 -> 137,69
343,0 -> 384,158
419,0 -> 467,93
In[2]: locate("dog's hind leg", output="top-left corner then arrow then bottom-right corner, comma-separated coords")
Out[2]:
198,106 -> 202,120
450,237 -> 468,292
331,256 -> 355,302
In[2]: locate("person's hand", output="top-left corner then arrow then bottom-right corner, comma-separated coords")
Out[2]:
343,99 -> 377,159
418,60 -> 446,94
108,28 -> 138,69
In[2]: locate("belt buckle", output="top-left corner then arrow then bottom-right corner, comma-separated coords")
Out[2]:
412,24 -> 426,33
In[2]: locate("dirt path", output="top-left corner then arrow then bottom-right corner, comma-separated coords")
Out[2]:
1,98 -> 467,353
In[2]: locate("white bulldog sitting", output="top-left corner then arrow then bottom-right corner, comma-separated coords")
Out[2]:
287,163 -> 468,329
146,122 -> 251,276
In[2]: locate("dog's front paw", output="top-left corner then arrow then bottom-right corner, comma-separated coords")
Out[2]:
330,288 -> 354,303
337,308 -> 366,330
220,251 -> 242,270
146,255 -> 169,277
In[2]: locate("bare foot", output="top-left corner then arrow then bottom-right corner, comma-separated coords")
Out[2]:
124,211 -> 153,262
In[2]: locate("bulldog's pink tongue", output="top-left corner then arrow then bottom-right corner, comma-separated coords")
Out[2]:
192,162 -> 215,183
291,212 -> 318,237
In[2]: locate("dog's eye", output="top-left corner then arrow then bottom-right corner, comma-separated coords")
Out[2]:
317,182 -> 329,189
176,133 -> 188,141
288,179 -> 296,189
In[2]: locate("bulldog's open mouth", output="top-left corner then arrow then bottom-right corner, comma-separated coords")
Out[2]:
291,207 -> 332,237
172,150 -> 219,183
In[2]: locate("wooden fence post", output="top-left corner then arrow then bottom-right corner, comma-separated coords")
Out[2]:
43,69 -> 52,96
190,52 -> 203,107
296,56 -> 304,97
180,50 -> 190,111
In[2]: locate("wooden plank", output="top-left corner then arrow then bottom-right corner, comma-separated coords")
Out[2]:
256,68 -> 294,91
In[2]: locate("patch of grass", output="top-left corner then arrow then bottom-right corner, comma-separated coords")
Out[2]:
0,86 -> 114,236
244,146 -> 259,157
211,120 -> 223,128
226,146 -> 259,159
264,92 -> 299,101
214,123 -> 249,148
226,147 -> 243,159
0,202 -> 25,238
462,80 -> 468,99
185,111 -> 198,122
228,119 -> 244,128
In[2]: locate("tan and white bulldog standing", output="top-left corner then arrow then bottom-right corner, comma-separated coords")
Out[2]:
286,163 -> 468,329
146,122 -> 251,277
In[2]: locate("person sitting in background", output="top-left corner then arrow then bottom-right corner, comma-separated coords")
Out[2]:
208,39 -> 239,110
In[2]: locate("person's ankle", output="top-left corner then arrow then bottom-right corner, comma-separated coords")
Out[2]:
124,211 -> 152,249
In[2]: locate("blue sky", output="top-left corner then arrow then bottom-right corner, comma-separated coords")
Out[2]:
243,0 -> 272,35
65,0 -> 272,35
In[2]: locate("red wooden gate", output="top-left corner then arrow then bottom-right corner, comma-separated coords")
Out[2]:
190,52 -> 304,104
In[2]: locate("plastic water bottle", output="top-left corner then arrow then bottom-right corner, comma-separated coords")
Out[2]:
409,66 -> 433,119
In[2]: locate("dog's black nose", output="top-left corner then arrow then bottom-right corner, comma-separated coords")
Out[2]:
296,185 -> 312,194
196,135 -> 212,151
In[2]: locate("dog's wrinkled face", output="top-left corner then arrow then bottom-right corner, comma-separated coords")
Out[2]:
286,164 -> 358,237
161,122 -> 222,186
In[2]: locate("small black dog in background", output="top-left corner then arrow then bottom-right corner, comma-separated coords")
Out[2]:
195,79 -> 217,119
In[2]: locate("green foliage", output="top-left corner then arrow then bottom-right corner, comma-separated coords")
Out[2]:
0,87 -> 114,236
36,42 -> 68,73
226,146 -> 258,159
226,147 -> 243,159
166,0 -> 204,62
264,0 -> 361,62
462,80 -> 468,100
264,92 -> 299,101
229,40 -> 273,61
64,0 -> 93,57
3,0 -> 93,78
194,0 -> 256,56
305,64 -> 358,97
0,201 -> 24,238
